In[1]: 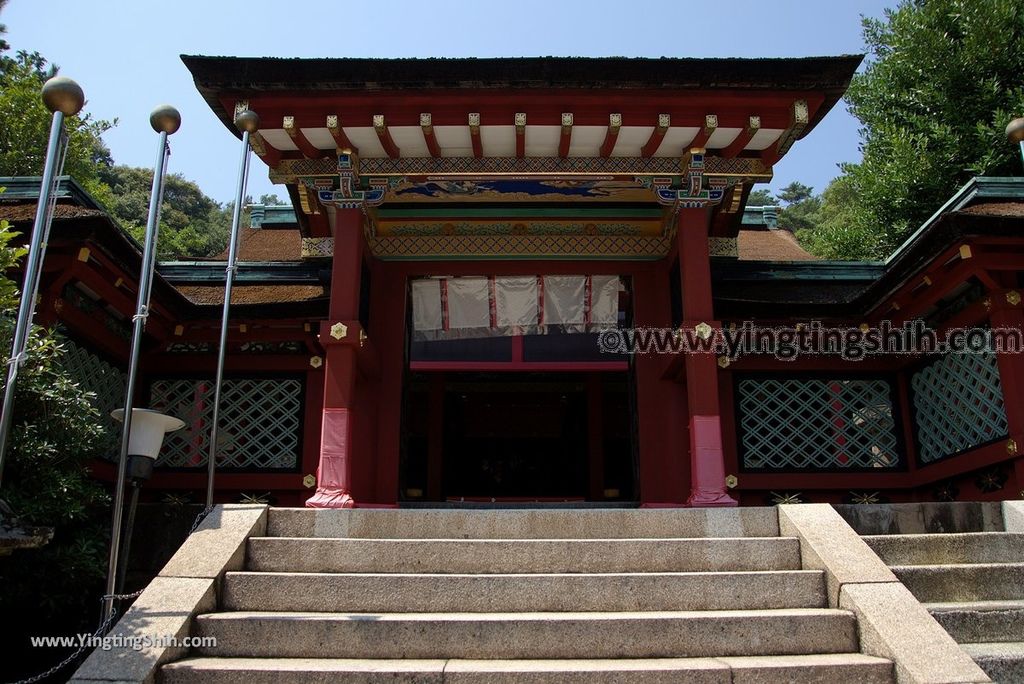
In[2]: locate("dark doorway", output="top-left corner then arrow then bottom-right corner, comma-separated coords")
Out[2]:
400,371 -> 636,503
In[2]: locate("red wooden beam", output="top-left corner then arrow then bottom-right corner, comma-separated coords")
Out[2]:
420,113 -> 441,157
514,112 -> 526,158
326,115 -> 358,153
373,114 -> 400,158
721,116 -> 760,158
688,115 -> 718,150
558,112 -> 573,158
283,116 -> 327,159
248,132 -> 282,167
599,113 -> 621,157
229,90 -> 818,130
640,114 -> 671,157
469,112 -> 483,158
761,100 -> 809,166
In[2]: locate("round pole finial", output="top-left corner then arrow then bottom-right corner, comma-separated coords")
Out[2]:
41,76 -> 85,116
235,110 -> 260,133
1007,117 -> 1024,144
150,105 -> 182,135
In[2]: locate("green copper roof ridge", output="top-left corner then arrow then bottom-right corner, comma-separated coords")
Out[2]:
885,176 -> 1024,266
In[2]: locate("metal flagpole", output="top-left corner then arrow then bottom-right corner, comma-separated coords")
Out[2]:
206,110 -> 260,508
101,106 -> 181,621
0,77 -> 84,491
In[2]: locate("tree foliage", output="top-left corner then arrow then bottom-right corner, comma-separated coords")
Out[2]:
0,211 -> 110,674
804,0 -> 1024,259
99,165 -> 232,258
0,50 -> 115,204
746,188 -> 779,206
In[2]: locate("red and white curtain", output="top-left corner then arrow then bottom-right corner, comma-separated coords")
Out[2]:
412,275 -> 621,340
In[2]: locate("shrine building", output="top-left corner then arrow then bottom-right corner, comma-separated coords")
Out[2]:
4,54 -> 1024,508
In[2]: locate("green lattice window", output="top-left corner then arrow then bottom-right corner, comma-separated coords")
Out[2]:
911,350 -> 1007,463
737,376 -> 900,470
61,338 -> 127,458
148,377 -> 303,470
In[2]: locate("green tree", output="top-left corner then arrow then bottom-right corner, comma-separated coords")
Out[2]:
258,193 -> 287,206
774,182 -> 823,233
99,165 -> 232,258
747,188 -> 779,206
0,216 -> 110,679
0,0 -> 8,54
0,50 -> 115,204
811,0 -> 1024,259
796,175 -> 881,260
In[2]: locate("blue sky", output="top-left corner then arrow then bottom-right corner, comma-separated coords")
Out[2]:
4,0 -> 894,205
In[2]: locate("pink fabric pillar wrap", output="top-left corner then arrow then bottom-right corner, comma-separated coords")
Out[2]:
305,407 -> 354,508
686,415 -> 738,507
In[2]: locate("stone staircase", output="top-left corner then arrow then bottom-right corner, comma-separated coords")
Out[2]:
160,507 -> 894,683
862,508 -> 1024,683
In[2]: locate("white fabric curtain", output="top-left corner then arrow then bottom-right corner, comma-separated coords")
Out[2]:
543,276 -> 586,326
446,277 -> 490,331
495,276 -> 539,330
590,275 -> 620,326
411,275 -> 621,339
411,278 -> 443,332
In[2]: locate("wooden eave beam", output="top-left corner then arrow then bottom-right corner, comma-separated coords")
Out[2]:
283,116 -> 326,159
420,113 -> 441,157
247,132 -> 282,167
558,113 -> 573,158
721,116 -> 760,158
640,114 -> 670,157
326,115 -> 358,153
688,115 -> 718,150
373,114 -> 400,158
514,112 -> 526,159
761,100 -> 808,167
599,113 -> 621,157
468,113 -> 483,158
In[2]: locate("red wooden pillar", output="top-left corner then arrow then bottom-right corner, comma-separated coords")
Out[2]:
678,207 -> 737,507
990,306 -> 1024,489
306,207 -> 364,508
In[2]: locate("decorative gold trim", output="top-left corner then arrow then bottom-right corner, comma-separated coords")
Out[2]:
302,474 -> 316,489
1008,438 -> 1018,455
725,474 -> 738,489
301,237 -> 334,259
1007,290 -> 1021,306
330,322 -> 348,340
694,322 -> 713,340
309,355 -> 322,369
708,237 -> 738,257
269,154 -> 771,184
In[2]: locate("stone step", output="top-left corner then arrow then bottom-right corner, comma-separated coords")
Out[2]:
891,563 -> 1024,603
246,537 -> 803,574
221,570 -> 826,613
927,600 -> 1024,644
962,641 -> 1024,683
835,501 -> 1004,535
864,532 -> 1024,566
161,654 -> 895,683
192,609 -> 859,660
266,507 -> 779,539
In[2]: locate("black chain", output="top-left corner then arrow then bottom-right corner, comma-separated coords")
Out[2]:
7,505 -> 215,684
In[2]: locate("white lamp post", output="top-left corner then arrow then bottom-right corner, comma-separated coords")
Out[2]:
109,408 -> 184,595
